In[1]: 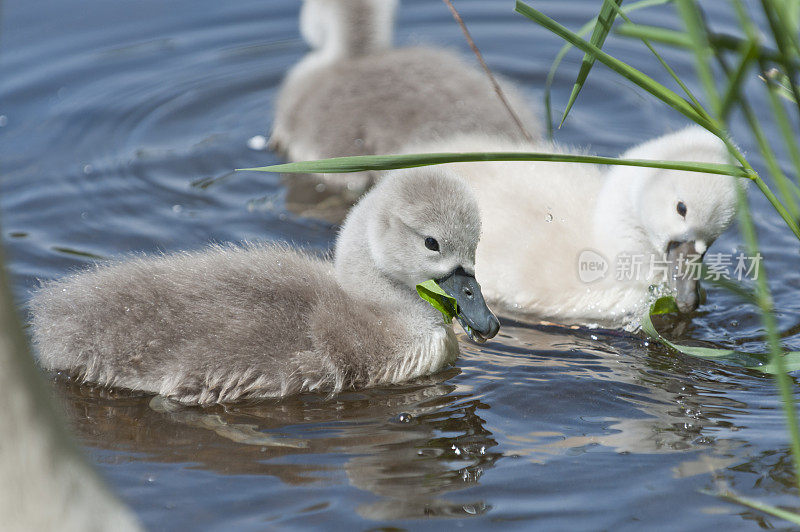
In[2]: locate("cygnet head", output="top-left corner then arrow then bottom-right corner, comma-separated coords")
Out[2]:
599,126 -> 740,313
335,167 -> 500,342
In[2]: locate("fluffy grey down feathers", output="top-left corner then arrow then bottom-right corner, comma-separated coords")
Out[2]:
29,169 -> 479,405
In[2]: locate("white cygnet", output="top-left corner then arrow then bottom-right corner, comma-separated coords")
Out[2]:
270,0 -> 740,327
29,168 -> 500,405
270,0 -> 539,191
406,127 -> 739,326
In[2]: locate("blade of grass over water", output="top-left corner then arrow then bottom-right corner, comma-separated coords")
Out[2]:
543,0 -> 672,138
615,23 -> 692,47
560,0 -> 624,127
520,0 -> 800,516
515,1 -> 719,133
675,0 -> 720,114
762,68 -> 800,218
761,0 -> 800,118
734,179 -> 800,492
719,38 -> 758,121
703,490 -> 800,525
606,1 -> 708,118
238,152 -> 750,177
615,23 -> 793,66
522,0 -> 800,243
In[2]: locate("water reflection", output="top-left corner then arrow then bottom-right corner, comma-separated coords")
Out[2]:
48,319 -> 776,524
52,367 -> 502,519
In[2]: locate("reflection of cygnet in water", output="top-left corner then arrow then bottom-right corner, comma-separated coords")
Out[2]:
0,271 -> 141,530
30,168 -> 499,405
271,0 -> 539,192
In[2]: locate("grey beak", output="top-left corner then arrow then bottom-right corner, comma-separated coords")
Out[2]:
666,240 -> 706,314
436,267 -> 500,344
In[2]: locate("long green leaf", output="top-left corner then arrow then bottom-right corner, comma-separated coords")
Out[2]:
615,23 -> 692,47
561,0 -> 624,127
710,490 -> 800,526
675,0 -> 721,114
515,1 -> 719,134
543,0 -> 672,138
762,66 -> 800,218
238,151 -> 751,177
761,0 -> 800,118
607,2 -> 709,120
615,23 -> 788,64
642,296 -> 800,374
719,38 -> 759,120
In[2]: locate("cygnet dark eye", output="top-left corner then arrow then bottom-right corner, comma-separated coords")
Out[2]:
677,201 -> 687,218
424,237 -> 440,252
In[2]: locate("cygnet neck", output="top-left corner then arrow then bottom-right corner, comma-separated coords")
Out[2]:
333,202 -> 439,325
593,173 -> 650,259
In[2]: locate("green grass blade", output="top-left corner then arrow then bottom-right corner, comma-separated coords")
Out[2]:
615,23 -> 691,47
719,39 -> 759,120
642,297 -> 800,373
675,0 -> 721,113
732,179 -> 800,490
788,0 -> 800,34
560,0 -> 624,127
515,1 -> 719,133
762,66 -> 800,218
615,23 -> 789,64
542,0 -> 672,137
712,491 -> 800,526
761,0 -> 800,116
607,2 -> 709,119
238,151 -> 750,177
763,0 -> 800,58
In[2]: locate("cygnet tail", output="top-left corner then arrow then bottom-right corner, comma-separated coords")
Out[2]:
300,0 -> 399,60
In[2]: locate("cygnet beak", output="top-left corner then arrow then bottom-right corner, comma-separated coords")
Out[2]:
666,240 -> 707,314
436,267 -> 500,343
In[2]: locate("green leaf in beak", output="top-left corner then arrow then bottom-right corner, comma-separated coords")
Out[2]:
416,279 -> 458,323
642,296 -> 800,374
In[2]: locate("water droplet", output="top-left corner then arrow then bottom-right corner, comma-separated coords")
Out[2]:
83,164 -> 93,175
247,135 -> 268,151
545,213 -> 553,222
0,115 -> 7,127
315,183 -> 326,193
397,412 -> 413,423
172,204 -> 183,213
